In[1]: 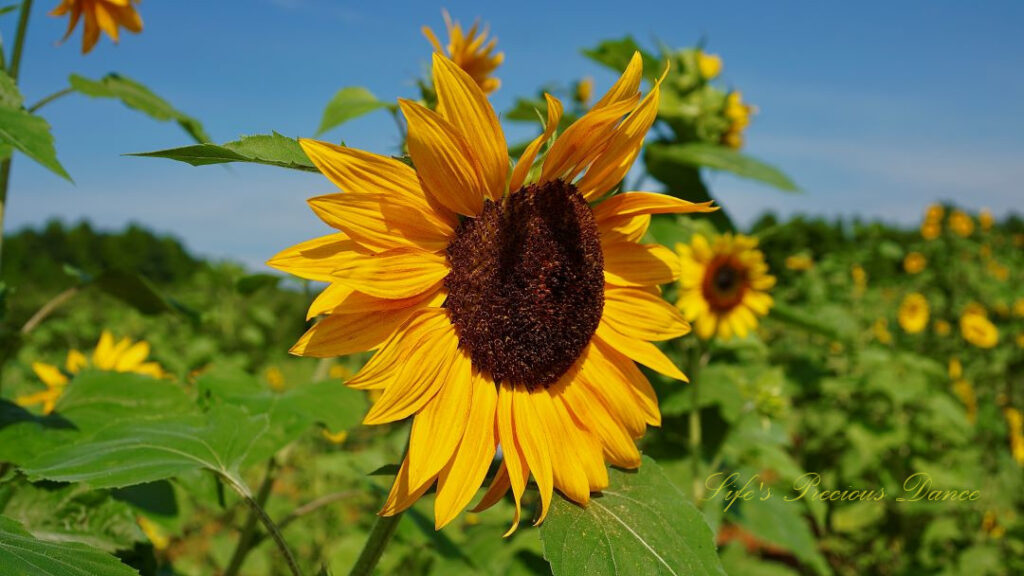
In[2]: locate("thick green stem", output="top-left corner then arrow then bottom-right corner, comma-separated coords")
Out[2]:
348,512 -> 404,576
689,342 -> 708,502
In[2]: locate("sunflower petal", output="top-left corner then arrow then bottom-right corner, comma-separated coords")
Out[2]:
267,233 -> 360,283
603,287 -> 691,341
592,52 -> 643,109
308,193 -> 453,253
330,249 -> 449,300
603,241 -> 680,286
290,298 -> 433,357
594,321 -> 688,381
381,453 -> 435,516
512,385 -> 553,525
496,383 -> 530,536
408,349 -> 474,489
509,94 -> 562,192
593,192 -> 717,221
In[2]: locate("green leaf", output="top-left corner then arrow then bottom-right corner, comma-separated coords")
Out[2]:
0,68 -> 24,109
582,36 -> 661,81
235,273 -> 281,295
130,132 -> 316,172
540,456 -> 725,576
317,87 -> 390,135
0,5 -> 18,17
70,74 -> 210,143
22,404 -> 268,492
731,496 -> 830,576
0,483 -> 145,553
0,515 -> 138,576
0,107 -> 70,180
646,143 -> 798,192
92,270 -> 174,315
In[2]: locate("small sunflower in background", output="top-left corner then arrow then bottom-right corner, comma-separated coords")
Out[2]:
16,331 -> 165,414
51,0 -> 143,54
271,53 -> 716,532
948,209 -> 974,237
979,208 -> 994,231
696,50 -> 722,80
675,233 -> 775,340
423,10 -> 504,94
960,308 -> 998,348
851,264 -> 867,296
898,293 -> 929,334
1005,407 -> 1024,465
933,319 -> 951,336
721,91 -> 755,149
903,252 -> 926,274
784,253 -> 814,271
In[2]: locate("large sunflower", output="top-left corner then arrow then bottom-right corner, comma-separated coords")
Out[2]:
675,233 -> 775,340
51,0 -> 143,54
270,53 -> 715,532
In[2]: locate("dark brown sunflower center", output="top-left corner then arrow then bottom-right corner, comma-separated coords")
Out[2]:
444,180 -> 604,390
703,256 -> 747,311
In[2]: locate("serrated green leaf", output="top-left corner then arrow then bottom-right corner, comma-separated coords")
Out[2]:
647,142 -> 798,192
0,515 -> 138,576
0,483 -> 145,553
0,68 -> 24,109
130,132 -> 316,172
70,74 -> 210,143
316,86 -> 389,135
0,107 -> 70,180
22,404 -> 268,492
540,456 -> 725,576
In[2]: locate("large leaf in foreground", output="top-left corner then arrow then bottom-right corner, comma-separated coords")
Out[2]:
317,86 -> 390,135
23,405 -> 267,493
130,132 -> 316,172
70,73 -> 210,143
647,142 -> 798,192
0,515 -> 138,576
0,106 -> 70,180
540,456 -> 725,576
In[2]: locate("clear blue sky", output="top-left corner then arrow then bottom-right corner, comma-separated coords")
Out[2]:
6,0 -> 1024,268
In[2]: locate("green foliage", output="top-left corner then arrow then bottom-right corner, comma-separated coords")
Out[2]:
0,75 -> 70,179
646,142 -> 799,192
131,133 -> 316,171
69,74 -> 211,143
317,87 -> 391,136
540,456 -> 726,576
0,515 -> 138,576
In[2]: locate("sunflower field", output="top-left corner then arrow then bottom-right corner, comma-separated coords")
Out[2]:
0,3 -> 1021,576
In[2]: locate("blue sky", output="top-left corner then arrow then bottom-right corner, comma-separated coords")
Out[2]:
5,0 -> 1024,268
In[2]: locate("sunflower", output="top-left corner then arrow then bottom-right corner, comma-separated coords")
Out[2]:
270,53 -> 716,532
898,293 -> 929,334
423,11 -> 503,94
1005,407 -> 1024,465
696,50 -> 722,80
920,220 -> 941,240
960,310 -> 998,348
721,91 -> 755,149
933,319 -> 951,336
16,330 -> 165,414
903,252 -> 926,274
51,0 -> 143,54
675,233 -> 774,340
949,209 -> 974,237
979,208 -> 994,231
784,254 -> 814,271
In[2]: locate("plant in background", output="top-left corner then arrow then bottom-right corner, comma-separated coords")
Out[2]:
423,10 -> 504,94
897,292 -> 929,334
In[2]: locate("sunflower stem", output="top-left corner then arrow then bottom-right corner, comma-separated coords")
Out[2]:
349,512 -> 404,576
224,459 -> 278,576
27,87 -> 74,113
223,471 -> 302,576
688,341 -> 709,502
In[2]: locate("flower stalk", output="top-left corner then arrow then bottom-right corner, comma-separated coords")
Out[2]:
349,512 -> 404,576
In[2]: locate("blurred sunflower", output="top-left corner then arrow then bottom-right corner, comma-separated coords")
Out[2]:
949,210 -> 974,237
423,11 -> 503,94
1005,407 -> 1024,465
873,318 -> 893,344
920,220 -> 941,240
924,204 -> 944,222
574,77 -> 594,106
979,208 -> 993,231
697,50 -> 722,80
898,293 -> 929,334
1015,298 -> 1024,318
903,252 -> 926,274
960,310 -> 998,348
784,254 -> 814,271
675,233 -> 775,340
270,53 -> 716,532
953,379 -> 977,424
851,264 -> 867,295
51,0 -> 143,54
16,330 -> 165,414
721,91 -> 755,149
933,319 -> 951,336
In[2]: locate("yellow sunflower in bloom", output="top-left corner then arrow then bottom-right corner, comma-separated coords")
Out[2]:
51,0 -> 143,54
920,220 -> 941,240
903,252 -> 926,274
270,53 -> 716,532
898,293 -> 929,334
960,310 -> 998,348
924,204 -> 944,222
16,330 -> 165,414
949,210 -> 974,237
675,234 -> 775,340
423,11 -> 503,94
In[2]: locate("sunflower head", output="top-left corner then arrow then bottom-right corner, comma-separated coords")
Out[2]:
924,203 -> 944,222
960,310 -> 998,348
903,252 -> 926,274
51,0 -> 143,54
898,293 -> 929,334
920,220 -> 941,240
933,319 -> 951,336
721,91 -> 756,149
272,52 -> 717,533
785,253 -> 814,271
423,11 -> 503,94
949,210 -> 974,237
676,233 -> 774,340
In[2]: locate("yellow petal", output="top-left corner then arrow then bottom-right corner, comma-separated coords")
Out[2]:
290,296 -> 434,358
592,52 -> 643,109
594,322 -> 687,381
93,2 -> 120,42
380,453 -> 435,516
65,350 -> 88,374
603,241 -> 680,286
572,344 -> 650,437
330,249 -> 449,300
399,98 -> 487,216
540,95 -> 640,184
602,287 -> 690,341
307,193 -> 453,253
114,341 -> 150,372
357,310 -> 460,424
512,386 -> 553,525
434,370 -> 498,529
306,283 -> 444,320
598,214 -> 650,243
532,388 -> 590,506
267,233 -> 359,283
593,192 -> 717,221
509,94 -> 562,192
92,331 -> 116,369
495,383 -> 530,536
593,338 -> 661,427
433,54 -> 508,201
472,461 -> 510,513
408,349 -> 473,488
558,382 -> 640,468
32,362 -> 69,389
